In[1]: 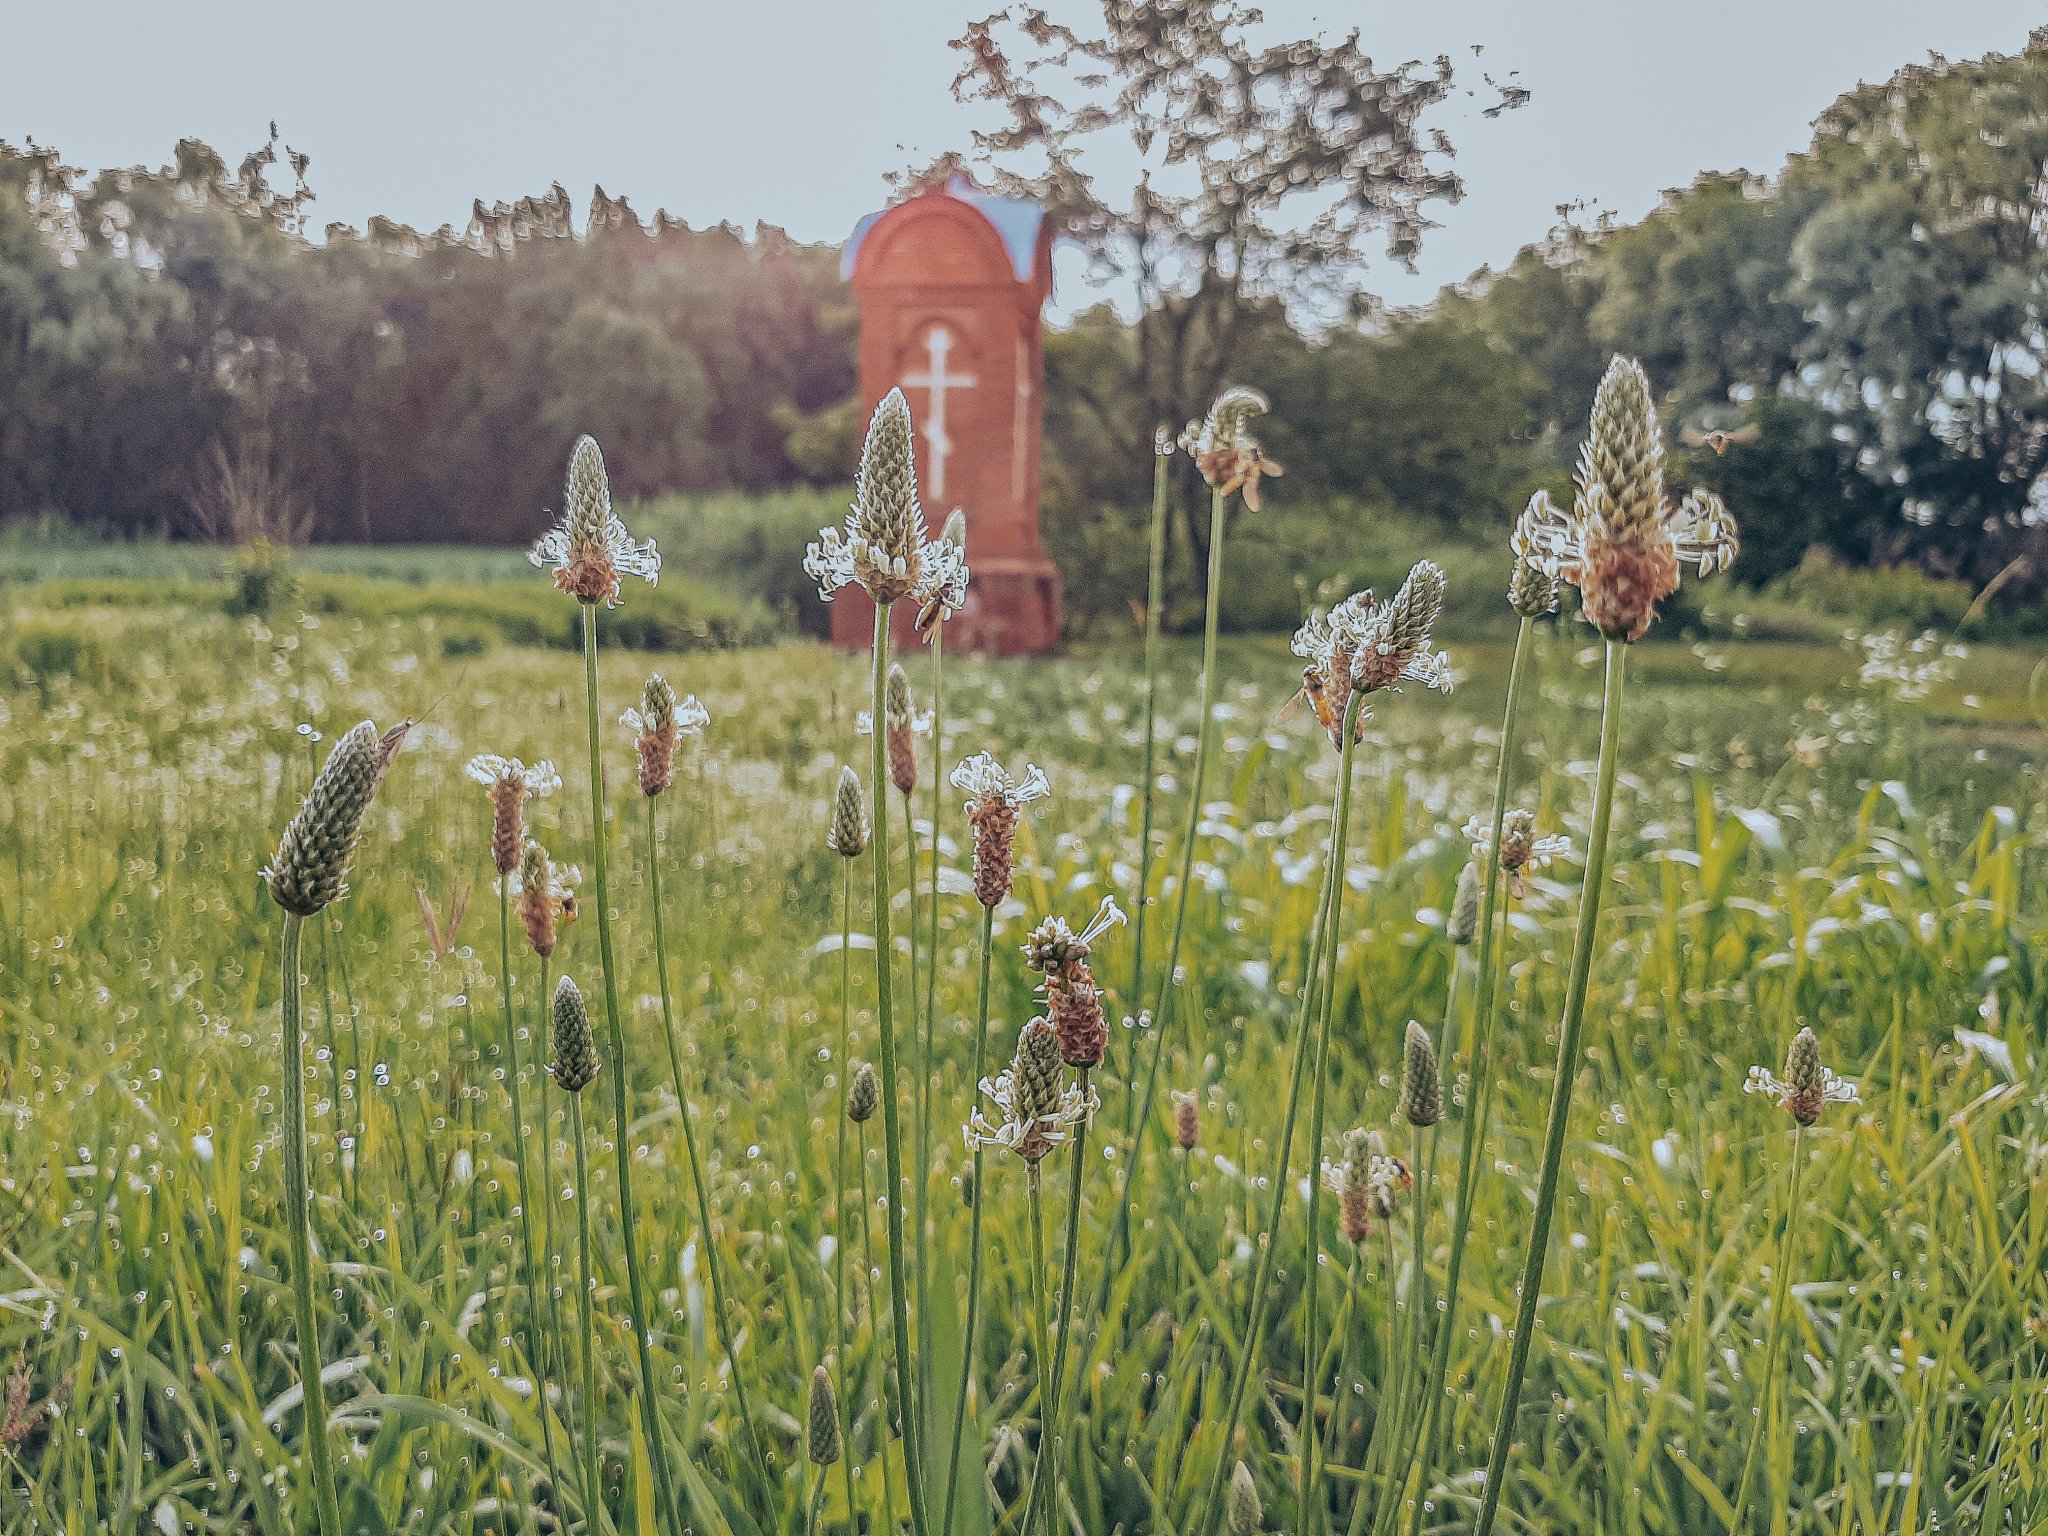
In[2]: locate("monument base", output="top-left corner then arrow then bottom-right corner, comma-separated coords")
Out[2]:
829,554 -> 1063,656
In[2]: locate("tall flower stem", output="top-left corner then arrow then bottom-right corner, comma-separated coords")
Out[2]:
1096,482 -> 1229,1321
1025,1164 -> 1055,1535
903,799 -> 932,1378
1320,1249 -> 1367,1516
866,602 -> 933,1536
1728,1125 -> 1806,1533
534,957 -> 567,1439
1129,443 -> 1173,1020
578,602 -> 685,1533
834,866 -> 859,1528
940,909 -> 998,1536
857,1134 -> 903,1536
499,889 -> 567,1521
644,794 -> 770,1489
1193,693 -> 1364,1536
1021,1067 -> 1093,1536
1472,639 -> 1628,1536
1369,1125 -> 1434,1536
1399,613 -> 1537,1534
921,626 -> 947,1360
278,913 -> 344,1536
568,1095 -> 603,1531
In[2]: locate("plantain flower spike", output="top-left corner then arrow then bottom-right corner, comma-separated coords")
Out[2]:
516,838 -> 579,959
622,673 -> 708,798
951,752 -> 1050,909
1181,386 -> 1283,510
1401,1020 -> 1443,1128
1508,492 -> 1563,618
804,388 -> 967,617
826,764 -> 870,858
530,435 -> 660,607
1172,1089 -> 1201,1150
1291,560 -> 1453,747
965,1017 -> 1097,1164
1228,1459 -> 1262,1536
466,754 -> 561,874
549,975 -> 602,1093
1022,895 -> 1124,1069
1518,358 -> 1738,642
884,663 -> 918,797
1447,860 -> 1482,946
265,721 -> 391,916
1746,1024 -> 1858,1126
847,1061 -> 879,1124
806,1364 -> 842,1466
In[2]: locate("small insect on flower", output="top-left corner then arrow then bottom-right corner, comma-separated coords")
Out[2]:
1466,809 -> 1573,900
529,435 -> 660,607
1289,561 -> 1453,746
804,388 -> 968,616
1181,386 -> 1283,511
620,673 -> 708,798
1745,1025 -> 1858,1126
950,752 -> 1050,909
1515,358 -> 1739,643
965,1018 -> 1098,1164
465,755 -> 562,874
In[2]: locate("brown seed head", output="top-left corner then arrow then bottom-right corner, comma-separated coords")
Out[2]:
632,674 -> 679,796
1172,1090 -> 1200,1150
518,840 -> 560,958
885,663 -> 917,797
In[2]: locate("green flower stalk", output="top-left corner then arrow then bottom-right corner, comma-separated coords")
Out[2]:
1471,359 -> 1738,1536
826,764 -> 866,1526
263,717 -> 400,1536
548,976 -> 604,1527
1396,506 -> 1556,1536
535,435 -> 684,1532
1097,386 -> 1266,1329
468,756 -> 568,1525
805,389 -> 967,1536
1729,1027 -> 1857,1532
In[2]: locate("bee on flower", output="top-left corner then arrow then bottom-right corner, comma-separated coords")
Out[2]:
1513,357 -> 1738,643
1466,808 -> 1573,900
803,388 -> 969,622
1290,560 -> 1454,746
1745,1026 -> 1859,1126
1181,386 -> 1283,510
529,436 -> 660,607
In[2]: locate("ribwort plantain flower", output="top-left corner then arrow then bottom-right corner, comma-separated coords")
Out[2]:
965,1018 -> 1098,1164
806,1364 -> 842,1467
950,752 -> 1050,909
1516,358 -> 1738,642
826,765 -> 870,858
265,721 -> 393,916
804,388 -> 968,614
884,663 -> 917,797
466,755 -> 561,874
530,436 -> 660,607
1181,386 -> 1283,511
515,839 -> 579,959
548,975 -> 601,1093
1323,1127 -> 1384,1245
1401,1020 -> 1443,1128
1447,860 -> 1482,946
1467,809 -> 1573,900
1291,561 -> 1453,746
1509,493 -> 1564,618
1746,1025 -> 1858,1126
916,509 -> 971,634
1227,1459 -> 1262,1536
1022,896 -> 1125,1069
1172,1090 -> 1201,1150
846,1061 -> 879,1124
621,673 -> 707,798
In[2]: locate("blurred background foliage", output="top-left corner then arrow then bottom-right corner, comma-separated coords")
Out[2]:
3,31 -> 2048,635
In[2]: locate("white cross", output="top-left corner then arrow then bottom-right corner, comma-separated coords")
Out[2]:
902,324 -> 976,501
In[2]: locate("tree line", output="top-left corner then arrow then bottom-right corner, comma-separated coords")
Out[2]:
2,24 -> 2044,611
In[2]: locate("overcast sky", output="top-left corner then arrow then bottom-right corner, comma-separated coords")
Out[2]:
6,1 -> 2040,310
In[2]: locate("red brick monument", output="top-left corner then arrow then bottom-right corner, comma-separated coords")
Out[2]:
837,175 -> 1063,653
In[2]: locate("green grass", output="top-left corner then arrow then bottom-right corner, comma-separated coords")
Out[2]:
0,562 -> 2042,1535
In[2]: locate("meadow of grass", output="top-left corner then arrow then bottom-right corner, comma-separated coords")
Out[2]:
0,488 -> 2043,1536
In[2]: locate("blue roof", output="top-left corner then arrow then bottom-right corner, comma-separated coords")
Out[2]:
840,175 -> 1045,283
